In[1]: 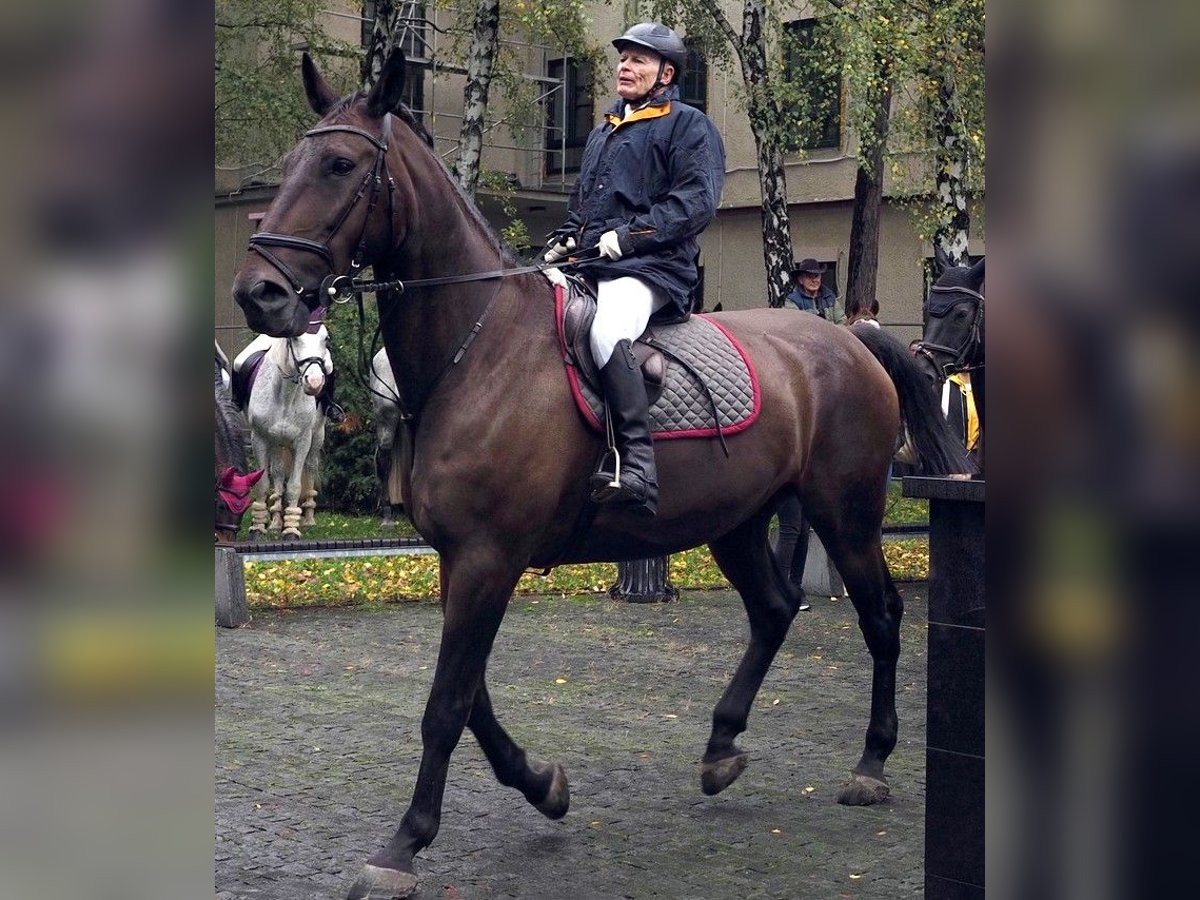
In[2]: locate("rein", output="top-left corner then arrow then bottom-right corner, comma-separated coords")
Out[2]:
912,284 -> 985,378
246,110 -> 601,423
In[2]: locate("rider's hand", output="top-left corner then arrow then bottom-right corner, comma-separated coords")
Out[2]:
543,236 -> 576,264
597,230 -> 623,261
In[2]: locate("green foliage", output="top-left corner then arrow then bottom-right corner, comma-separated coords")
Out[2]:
216,0 -> 362,181
320,297 -> 389,515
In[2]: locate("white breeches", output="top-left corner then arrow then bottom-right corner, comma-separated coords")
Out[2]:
589,277 -> 671,368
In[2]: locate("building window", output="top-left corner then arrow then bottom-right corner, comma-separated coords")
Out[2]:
680,43 -> 708,113
545,58 -> 593,176
361,2 -> 427,120
782,19 -> 842,152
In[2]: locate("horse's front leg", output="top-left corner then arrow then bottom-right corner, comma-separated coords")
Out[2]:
300,420 -> 325,527
247,433 -> 271,540
468,678 -> 569,818
281,434 -> 313,539
346,549 -> 525,900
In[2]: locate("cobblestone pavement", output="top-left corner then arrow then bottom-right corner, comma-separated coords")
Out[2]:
217,584 -> 930,899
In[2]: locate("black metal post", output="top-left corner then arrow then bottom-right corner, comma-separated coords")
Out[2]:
610,555 -> 677,604
903,476 -> 984,899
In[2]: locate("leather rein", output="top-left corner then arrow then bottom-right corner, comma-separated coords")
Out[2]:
245,112 -> 598,423
911,284 -> 985,378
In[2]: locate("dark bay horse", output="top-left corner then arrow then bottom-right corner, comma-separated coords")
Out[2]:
232,51 -> 970,899
914,248 -> 986,467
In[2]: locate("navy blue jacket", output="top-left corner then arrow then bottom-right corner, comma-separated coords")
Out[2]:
785,284 -> 845,324
562,85 -> 726,318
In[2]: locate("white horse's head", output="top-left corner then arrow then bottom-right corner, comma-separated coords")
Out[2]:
288,323 -> 332,397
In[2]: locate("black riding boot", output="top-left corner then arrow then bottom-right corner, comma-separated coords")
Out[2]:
589,340 -> 658,516
318,370 -> 346,424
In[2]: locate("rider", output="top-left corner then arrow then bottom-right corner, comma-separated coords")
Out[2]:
543,22 -> 726,516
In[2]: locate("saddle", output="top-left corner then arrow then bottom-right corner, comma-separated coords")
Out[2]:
231,350 -> 266,412
554,279 -> 761,441
559,279 -> 668,406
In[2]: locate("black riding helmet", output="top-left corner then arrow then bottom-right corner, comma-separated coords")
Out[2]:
612,22 -> 687,85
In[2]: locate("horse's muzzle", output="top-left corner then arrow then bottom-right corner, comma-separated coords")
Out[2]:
233,276 -> 312,337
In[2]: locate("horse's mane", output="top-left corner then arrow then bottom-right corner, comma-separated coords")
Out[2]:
377,97 -> 526,268
303,92 -> 530,274
215,361 -> 249,473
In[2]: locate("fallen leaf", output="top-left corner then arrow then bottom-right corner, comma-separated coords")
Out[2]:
555,678 -> 568,684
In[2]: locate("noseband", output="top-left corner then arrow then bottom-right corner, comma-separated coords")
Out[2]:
247,114 -> 397,304
911,284 -> 985,378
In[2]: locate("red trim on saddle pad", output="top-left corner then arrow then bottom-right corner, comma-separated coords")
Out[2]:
553,285 -> 761,439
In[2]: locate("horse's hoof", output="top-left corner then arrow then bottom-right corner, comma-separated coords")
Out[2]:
532,761 -> 570,819
281,528 -> 302,540
248,529 -> 267,543
701,752 -> 749,795
836,773 -> 891,806
345,863 -> 417,899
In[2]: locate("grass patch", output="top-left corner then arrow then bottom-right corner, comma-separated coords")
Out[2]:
245,541 -> 927,610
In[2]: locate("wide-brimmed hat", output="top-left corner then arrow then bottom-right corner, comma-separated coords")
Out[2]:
792,258 -> 826,276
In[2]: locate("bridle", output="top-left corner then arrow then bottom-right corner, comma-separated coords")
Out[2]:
247,111 -> 601,309
911,284 -> 985,379
247,113 -> 398,306
279,320 -> 331,387
242,107 -> 602,422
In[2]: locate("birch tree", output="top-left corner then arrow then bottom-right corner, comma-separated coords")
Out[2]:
653,0 -> 797,307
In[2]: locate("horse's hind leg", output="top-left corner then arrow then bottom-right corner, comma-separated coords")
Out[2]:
701,507 -> 804,795
468,679 -> 569,818
810,510 -> 903,806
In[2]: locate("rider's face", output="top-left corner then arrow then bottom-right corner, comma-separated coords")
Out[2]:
616,50 -> 674,101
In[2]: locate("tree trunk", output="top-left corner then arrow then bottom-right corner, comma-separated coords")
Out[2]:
455,0 -> 501,198
845,78 -> 892,320
932,72 -> 971,266
703,0 -> 794,307
610,556 -> 678,604
361,0 -> 401,91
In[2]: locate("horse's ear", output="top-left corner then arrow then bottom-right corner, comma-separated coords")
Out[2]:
366,49 -> 408,118
967,256 -> 985,286
302,52 -> 340,116
933,245 -> 951,276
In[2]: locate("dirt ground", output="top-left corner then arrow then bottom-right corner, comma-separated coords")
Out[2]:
216,584 -> 930,899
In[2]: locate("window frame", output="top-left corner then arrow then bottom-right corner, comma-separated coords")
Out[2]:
545,57 -> 594,177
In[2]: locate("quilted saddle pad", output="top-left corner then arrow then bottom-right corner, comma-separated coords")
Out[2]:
554,284 -> 760,440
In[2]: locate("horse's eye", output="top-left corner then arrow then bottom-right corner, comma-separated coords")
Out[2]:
331,158 -> 357,176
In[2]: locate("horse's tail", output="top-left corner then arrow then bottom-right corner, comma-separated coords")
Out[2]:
849,322 -> 974,476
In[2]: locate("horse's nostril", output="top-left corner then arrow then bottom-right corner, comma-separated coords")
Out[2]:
249,279 -> 288,303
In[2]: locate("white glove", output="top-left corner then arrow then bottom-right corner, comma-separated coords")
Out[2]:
597,230 -> 624,261
543,266 -> 568,288
543,236 -> 576,264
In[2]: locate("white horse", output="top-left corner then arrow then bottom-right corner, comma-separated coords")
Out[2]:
232,322 -> 332,539
369,347 -> 404,528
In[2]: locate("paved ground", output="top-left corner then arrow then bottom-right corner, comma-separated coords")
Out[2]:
217,584 -> 930,899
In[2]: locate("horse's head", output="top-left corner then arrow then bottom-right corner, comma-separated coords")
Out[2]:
286,321 -> 333,396
232,52 -> 415,337
913,250 -> 985,384
215,465 -> 264,543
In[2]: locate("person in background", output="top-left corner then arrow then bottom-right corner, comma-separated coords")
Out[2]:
772,254 -> 849,610
785,258 -> 845,323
